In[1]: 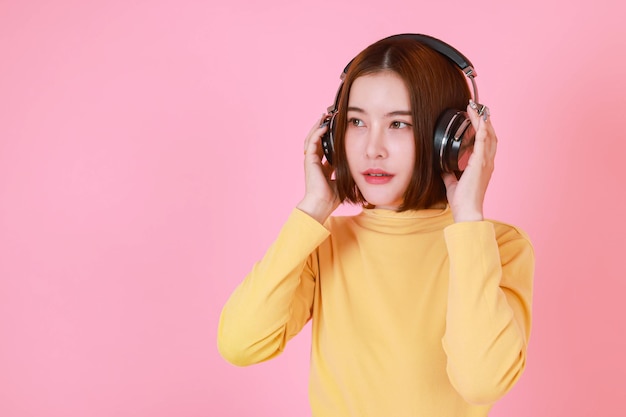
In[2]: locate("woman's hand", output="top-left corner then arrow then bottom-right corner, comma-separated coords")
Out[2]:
296,115 -> 340,224
442,101 -> 498,223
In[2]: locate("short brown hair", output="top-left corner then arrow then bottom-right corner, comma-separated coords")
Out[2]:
333,36 -> 471,211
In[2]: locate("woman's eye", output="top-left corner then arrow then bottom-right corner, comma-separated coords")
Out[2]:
391,121 -> 410,129
348,118 -> 364,127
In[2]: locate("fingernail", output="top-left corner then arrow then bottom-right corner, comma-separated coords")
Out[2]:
482,107 -> 490,121
469,99 -> 478,110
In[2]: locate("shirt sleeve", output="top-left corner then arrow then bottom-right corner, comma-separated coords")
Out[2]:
217,208 -> 330,366
441,221 -> 534,405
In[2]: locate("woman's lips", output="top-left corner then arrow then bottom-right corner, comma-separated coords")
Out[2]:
362,169 -> 394,184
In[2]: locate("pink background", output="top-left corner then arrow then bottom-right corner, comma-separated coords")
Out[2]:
1,0 -> 624,416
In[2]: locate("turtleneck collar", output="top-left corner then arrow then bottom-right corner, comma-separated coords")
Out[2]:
348,205 -> 454,234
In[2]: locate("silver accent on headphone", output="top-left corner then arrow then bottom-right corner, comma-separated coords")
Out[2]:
439,112 -> 472,171
463,66 -> 476,78
439,112 -> 460,171
468,73 -> 479,104
454,118 -> 472,140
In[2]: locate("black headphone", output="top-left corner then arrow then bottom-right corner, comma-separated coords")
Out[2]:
321,33 -> 480,174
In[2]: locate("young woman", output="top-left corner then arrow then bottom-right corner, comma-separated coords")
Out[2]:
218,34 -> 534,416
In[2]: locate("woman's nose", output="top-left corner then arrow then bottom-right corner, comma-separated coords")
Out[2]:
365,127 -> 387,160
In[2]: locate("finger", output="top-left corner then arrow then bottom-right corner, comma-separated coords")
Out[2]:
467,101 -> 497,137
462,125 -> 497,182
305,129 -> 328,162
467,100 -> 484,131
466,101 -> 498,156
304,114 -> 329,156
468,99 -> 491,121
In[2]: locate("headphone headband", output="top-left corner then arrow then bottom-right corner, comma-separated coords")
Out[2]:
385,34 -> 476,77
338,33 -> 479,103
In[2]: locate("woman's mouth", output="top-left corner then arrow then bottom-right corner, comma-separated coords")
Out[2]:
362,169 -> 394,184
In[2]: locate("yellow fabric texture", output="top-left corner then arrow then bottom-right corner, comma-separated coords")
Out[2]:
218,206 -> 534,417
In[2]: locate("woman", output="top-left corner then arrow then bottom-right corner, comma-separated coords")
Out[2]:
218,34 -> 534,416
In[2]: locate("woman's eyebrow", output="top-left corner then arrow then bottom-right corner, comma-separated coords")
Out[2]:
385,110 -> 412,117
346,107 -> 411,117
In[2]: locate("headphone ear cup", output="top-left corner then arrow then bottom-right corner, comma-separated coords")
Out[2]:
321,113 -> 337,165
433,109 -> 476,174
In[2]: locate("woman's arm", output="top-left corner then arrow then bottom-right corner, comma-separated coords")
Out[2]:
219,117 -> 339,366
217,208 -> 330,366
442,221 -> 534,405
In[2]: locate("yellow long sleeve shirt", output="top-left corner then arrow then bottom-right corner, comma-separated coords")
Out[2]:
218,206 -> 534,416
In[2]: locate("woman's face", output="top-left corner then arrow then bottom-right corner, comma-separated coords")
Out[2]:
345,71 -> 415,210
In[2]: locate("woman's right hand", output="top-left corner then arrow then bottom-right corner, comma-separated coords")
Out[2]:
296,115 -> 340,224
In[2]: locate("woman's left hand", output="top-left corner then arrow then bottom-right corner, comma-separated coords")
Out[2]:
442,100 -> 498,222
